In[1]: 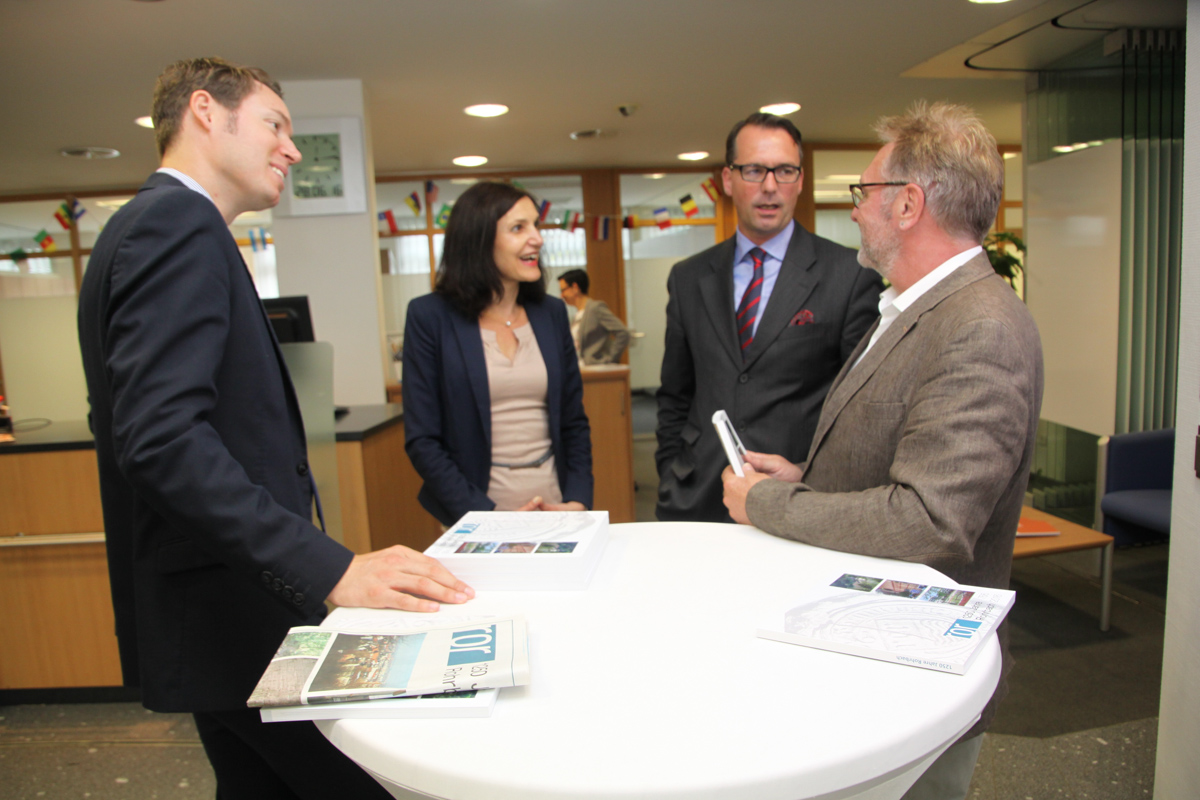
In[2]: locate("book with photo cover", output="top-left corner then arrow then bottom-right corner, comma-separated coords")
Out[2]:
757,573 -> 1015,675
425,510 -> 609,590
260,687 -> 498,722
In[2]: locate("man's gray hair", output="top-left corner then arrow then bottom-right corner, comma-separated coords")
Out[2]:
874,101 -> 1003,243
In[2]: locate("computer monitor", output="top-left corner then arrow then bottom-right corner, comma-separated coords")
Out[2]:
262,296 -> 315,343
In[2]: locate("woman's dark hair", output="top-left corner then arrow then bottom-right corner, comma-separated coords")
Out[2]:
435,181 -> 547,319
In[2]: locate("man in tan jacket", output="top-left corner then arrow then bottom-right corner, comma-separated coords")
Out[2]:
722,102 -> 1043,800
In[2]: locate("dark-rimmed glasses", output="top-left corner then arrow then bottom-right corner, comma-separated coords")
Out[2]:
849,182 -> 909,207
729,163 -> 802,184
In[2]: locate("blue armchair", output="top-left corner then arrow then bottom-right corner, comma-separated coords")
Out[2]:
1096,428 -> 1174,546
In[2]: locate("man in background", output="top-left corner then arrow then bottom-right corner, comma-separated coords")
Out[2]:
655,112 -> 882,522
723,102 -> 1043,799
559,268 -> 631,364
78,57 -> 472,798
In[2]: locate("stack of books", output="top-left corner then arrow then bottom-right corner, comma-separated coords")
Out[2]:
425,510 -> 609,590
248,609 -> 529,722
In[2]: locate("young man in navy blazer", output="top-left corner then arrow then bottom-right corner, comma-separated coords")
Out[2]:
77,57 -> 473,798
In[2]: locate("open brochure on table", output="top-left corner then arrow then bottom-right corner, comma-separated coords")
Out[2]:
758,573 -> 1015,675
247,615 -> 529,711
425,510 -> 609,590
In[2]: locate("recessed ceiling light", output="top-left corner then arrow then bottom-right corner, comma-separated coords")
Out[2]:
644,173 -> 666,180
760,102 -> 801,115
569,129 -> 606,140
135,116 -> 154,129
61,146 -> 120,159
1002,152 -> 1018,159
464,104 -> 509,118
969,0 -> 1013,4
450,178 -> 479,185
677,151 -> 709,161
1088,140 -> 1105,147
1051,145 -> 1078,153
452,155 -> 488,167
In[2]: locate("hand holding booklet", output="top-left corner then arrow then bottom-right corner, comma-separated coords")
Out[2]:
758,573 -> 1015,675
247,614 -> 529,714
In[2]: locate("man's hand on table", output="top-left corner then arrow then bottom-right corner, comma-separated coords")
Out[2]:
328,545 -> 475,612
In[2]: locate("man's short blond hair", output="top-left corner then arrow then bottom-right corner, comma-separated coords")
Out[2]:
874,101 -> 1003,243
151,57 -> 282,157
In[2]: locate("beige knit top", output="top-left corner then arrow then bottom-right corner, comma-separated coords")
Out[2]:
480,324 -> 562,510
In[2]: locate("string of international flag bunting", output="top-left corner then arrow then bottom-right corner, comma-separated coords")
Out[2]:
6,199 -> 85,263
377,177 -> 722,242
7,174 -> 722,262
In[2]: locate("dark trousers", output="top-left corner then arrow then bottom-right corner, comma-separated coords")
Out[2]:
193,708 -> 393,800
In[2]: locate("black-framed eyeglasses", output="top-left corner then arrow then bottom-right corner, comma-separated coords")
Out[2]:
729,163 -> 802,184
849,182 -> 910,207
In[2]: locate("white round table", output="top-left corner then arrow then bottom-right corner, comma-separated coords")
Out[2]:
318,522 -> 1001,800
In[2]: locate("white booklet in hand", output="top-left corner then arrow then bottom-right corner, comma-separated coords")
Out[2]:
758,573 -> 1015,675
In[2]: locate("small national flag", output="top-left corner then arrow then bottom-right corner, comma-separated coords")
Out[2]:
561,210 -> 572,228
654,207 -> 672,230
379,209 -> 399,234
8,248 -> 28,262
54,208 -> 71,230
404,191 -> 421,216
622,215 -> 638,229
591,216 -> 611,241
701,177 -> 720,202
568,212 -> 583,233
248,229 -> 260,252
34,229 -> 57,252
435,203 -> 452,228
259,227 -> 268,248
537,200 -> 551,223
680,194 -> 699,218
425,180 -> 439,205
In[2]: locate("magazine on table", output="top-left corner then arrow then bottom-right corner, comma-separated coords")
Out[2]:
426,510 -> 609,590
247,615 -> 529,710
758,573 -> 1015,675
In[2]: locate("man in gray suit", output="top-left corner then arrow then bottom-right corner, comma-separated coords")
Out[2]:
723,102 -> 1044,800
559,269 -> 631,364
655,113 -> 882,522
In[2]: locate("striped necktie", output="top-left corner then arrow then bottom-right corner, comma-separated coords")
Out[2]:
736,247 -> 765,357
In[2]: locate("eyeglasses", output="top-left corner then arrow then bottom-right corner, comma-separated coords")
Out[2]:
729,163 -> 802,184
849,182 -> 910,207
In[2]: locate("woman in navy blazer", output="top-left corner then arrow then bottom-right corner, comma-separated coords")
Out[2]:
403,182 -> 593,525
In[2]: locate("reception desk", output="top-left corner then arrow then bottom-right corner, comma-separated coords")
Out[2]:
0,370 -> 637,690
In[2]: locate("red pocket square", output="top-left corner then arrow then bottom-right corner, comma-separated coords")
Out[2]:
789,309 -> 815,326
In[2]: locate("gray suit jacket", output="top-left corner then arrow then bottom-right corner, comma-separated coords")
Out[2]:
656,225 -> 883,522
746,254 -> 1044,738
576,299 -> 630,365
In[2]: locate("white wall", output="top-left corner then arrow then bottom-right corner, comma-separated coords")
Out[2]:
0,295 -> 89,422
624,257 -> 676,390
272,79 -> 387,406
1154,2 -> 1200,792
1025,141 -> 1123,437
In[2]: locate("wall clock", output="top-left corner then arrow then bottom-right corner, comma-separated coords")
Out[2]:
275,116 -> 367,217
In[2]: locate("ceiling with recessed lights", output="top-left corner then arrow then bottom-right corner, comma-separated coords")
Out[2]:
0,0 -> 1182,196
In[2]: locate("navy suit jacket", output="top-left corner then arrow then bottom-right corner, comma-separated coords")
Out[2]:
77,172 -> 352,712
402,292 -> 593,525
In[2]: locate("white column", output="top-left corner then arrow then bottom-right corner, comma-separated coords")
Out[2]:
271,79 -> 387,406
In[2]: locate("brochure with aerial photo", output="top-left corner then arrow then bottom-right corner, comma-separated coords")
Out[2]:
757,573 -> 1015,675
425,510 -> 609,590
247,617 -> 529,709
